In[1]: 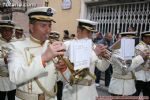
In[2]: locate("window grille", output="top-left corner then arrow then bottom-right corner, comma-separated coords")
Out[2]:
87,1 -> 150,38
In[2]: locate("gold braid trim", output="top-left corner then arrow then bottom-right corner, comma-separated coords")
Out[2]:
35,78 -> 57,98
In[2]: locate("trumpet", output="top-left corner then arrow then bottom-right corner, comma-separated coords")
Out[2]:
48,38 -> 96,86
94,43 -> 112,63
95,44 -> 132,75
0,47 -> 10,58
98,49 -> 112,63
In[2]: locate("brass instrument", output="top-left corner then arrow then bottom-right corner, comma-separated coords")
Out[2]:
98,49 -> 112,63
0,46 -> 10,77
96,43 -> 132,75
57,56 -> 95,85
48,37 -> 96,86
96,38 -> 122,63
0,46 -> 10,58
48,31 -> 60,41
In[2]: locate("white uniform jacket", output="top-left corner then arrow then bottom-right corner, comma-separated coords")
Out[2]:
7,37 -> 59,100
62,40 -> 110,100
134,41 -> 150,82
0,39 -> 16,91
108,49 -> 144,95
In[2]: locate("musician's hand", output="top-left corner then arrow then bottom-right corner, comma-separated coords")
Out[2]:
140,50 -> 150,61
42,41 -> 66,62
94,44 -> 107,57
55,59 -> 67,72
102,53 -> 110,59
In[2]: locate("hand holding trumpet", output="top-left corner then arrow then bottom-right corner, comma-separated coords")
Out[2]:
55,59 -> 67,72
42,41 -> 66,63
94,44 -> 109,58
141,50 -> 150,61
136,49 -> 150,61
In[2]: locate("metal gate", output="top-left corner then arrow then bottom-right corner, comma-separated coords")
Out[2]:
87,1 -> 150,37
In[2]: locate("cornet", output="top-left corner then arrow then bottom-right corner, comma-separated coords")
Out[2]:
95,44 -> 132,74
0,47 -> 10,58
98,49 -> 112,63
48,37 -> 96,86
94,43 -> 113,63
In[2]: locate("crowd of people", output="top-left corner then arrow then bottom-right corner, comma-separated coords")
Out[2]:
0,6 -> 149,100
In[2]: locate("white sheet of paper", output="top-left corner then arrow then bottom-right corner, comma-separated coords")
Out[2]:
68,39 -> 92,70
120,38 -> 135,60
69,40 -> 75,63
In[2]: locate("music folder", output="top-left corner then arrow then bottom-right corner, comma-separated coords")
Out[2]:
110,38 -> 135,60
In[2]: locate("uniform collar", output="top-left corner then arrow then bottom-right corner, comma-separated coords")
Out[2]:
30,35 -> 44,45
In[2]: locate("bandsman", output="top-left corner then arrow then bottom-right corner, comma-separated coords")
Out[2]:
0,20 -> 16,100
108,32 -> 149,96
134,31 -> 150,98
62,19 -> 110,100
7,7 -> 66,100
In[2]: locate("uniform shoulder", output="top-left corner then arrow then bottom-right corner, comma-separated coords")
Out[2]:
9,38 -> 29,50
136,41 -> 147,50
10,38 -> 27,45
136,41 -> 146,47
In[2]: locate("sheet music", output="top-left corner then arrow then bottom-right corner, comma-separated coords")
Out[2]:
120,38 -> 135,60
68,39 -> 92,70
68,40 -> 74,63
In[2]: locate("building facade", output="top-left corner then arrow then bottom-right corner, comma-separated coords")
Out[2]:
82,0 -> 150,38
48,0 -> 81,38
1,0 -> 150,39
45,0 -> 150,39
